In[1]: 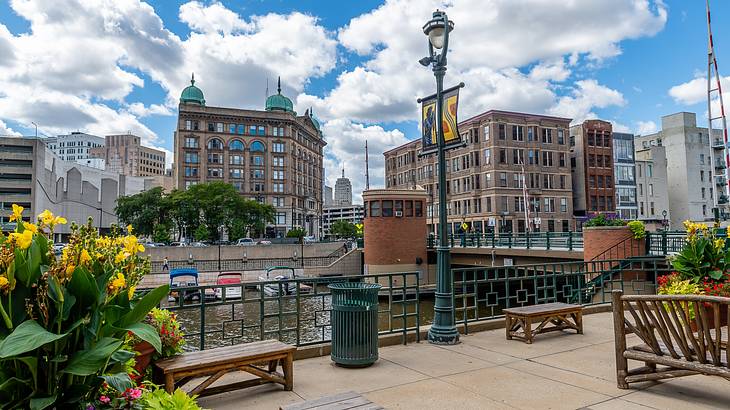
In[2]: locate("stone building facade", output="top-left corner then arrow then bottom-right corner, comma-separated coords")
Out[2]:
384,110 -> 574,234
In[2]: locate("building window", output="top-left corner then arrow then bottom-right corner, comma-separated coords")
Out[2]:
499,172 -> 507,187
273,170 -> 284,180
370,201 -> 381,217
273,197 -> 284,207
499,149 -> 507,164
185,120 -> 192,130
228,124 -> 236,134
560,198 -> 567,212
273,183 -> 284,193
229,140 -> 244,151
251,155 -> 264,166
252,169 -> 265,179
512,125 -> 524,141
483,149 -> 491,165
184,167 -> 198,177
557,129 -> 565,145
273,142 -> 285,153
273,156 -> 284,167
229,168 -> 244,179
498,124 -> 506,139
483,125 -> 490,141
207,168 -> 223,178
415,201 -> 423,217
647,164 -> 653,177
184,152 -> 199,163
649,184 -> 654,197
184,137 -> 198,148
542,128 -> 552,143
276,212 -> 286,225
250,141 -> 265,152
382,200 -> 393,217
216,123 -> 224,132
208,153 -> 223,164
258,126 -> 265,136
207,138 -> 223,150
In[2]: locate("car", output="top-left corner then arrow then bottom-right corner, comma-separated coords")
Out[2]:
303,236 -> 316,244
191,242 -> 208,247
257,240 -> 272,246
235,238 -> 255,246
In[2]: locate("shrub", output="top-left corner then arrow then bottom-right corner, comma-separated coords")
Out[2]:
671,220 -> 730,283
583,214 -> 626,228
627,220 -> 646,239
286,227 -> 306,239
129,308 -> 185,360
0,205 -> 168,408
139,387 -> 204,410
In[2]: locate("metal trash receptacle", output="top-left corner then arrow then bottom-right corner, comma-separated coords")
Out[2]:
328,282 -> 382,367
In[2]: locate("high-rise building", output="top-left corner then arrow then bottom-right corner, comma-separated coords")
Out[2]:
635,112 -> 726,226
334,169 -> 353,206
44,132 -> 105,169
0,136 -> 145,238
612,132 -> 638,220
322,204 -> 364,236
324,185 -> 333,206
90,134 -> 166,177
384,110 -> 574,234
570,120 -> 616,221
173,76 -> 325,237
635,145 -> 670,229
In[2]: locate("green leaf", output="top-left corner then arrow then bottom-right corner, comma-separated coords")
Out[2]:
710,270 -> 724,280
67,265 -> 99,309
101,372 -> 133,393
111,349 -> 136,363
13,249 -> 30,287
28,241 -> 41,281
29,395 -> 56,410
47,275 -> 64,304
126,322 -> 162,353
62,337 -> 123,376
14,356 -> 38,390
0,321 -> 67,358
118,285 -> 169,328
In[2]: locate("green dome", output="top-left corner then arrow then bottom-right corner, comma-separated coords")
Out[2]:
309,109 -> 321,130
180,73 -> 205,106
265,77 -> 294,113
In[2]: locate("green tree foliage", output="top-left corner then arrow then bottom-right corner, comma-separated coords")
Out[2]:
116,182 -> 275,241
330,220 -> 357,238
286,227 -> 306,239
152,223 -> 171,243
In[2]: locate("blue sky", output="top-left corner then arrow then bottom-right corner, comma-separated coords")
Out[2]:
0,0 -> 728,197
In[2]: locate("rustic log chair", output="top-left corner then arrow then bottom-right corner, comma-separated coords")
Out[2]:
612,290 -> 730,389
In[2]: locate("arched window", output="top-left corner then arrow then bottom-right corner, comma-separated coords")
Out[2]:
207,138 -> 223,150
229,140 -> 244,151
250,141 -> 265,152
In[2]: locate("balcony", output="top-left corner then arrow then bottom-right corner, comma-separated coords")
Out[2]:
712,139 -> 726,148
715,161 -> 726,170
716,175 -> 727,186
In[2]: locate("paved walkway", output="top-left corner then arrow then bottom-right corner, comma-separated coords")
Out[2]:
197,312 -> 729,409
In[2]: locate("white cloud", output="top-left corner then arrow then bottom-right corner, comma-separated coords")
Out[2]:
321,119 -> 409,201
0,119 -> 21,136
179,1 -> 251,34
668,75 -> 730,105
548,80 -> 626,124
125,103 -> 174,118
636,120 -> 658,135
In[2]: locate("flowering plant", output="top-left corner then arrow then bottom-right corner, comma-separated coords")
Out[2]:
0,205 -> 169,408
129,307 -> 185,359
671,220 -> 730,283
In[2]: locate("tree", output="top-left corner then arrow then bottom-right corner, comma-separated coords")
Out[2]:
330,220 -> 357,238
152,223 -> 171,243
286,227 -> 306,239
115,187 -> 169,237
194,224 -> 210,241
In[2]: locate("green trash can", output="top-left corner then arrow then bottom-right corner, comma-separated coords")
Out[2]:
328,282 -> 382,367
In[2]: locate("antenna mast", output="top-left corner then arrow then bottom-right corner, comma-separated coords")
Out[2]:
365,139 -> 370,190
707,0 -> 729,218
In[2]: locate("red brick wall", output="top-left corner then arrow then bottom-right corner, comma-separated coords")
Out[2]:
363,198 -> 427,267
583,226 -> 645,262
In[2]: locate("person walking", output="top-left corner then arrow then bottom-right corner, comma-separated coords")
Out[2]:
162,256 -> 169,271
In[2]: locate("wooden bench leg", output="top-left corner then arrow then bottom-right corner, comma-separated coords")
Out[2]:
283,353 -> 293,391
269,358 -> 279,373
524,317 -> 533,344
575,310 -> 583,334
505,315 -> 513,340
165,373 -> 175,393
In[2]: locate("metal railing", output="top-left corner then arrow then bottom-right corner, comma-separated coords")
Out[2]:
162,272 -> 421,351
151,255 -> 344,273
427,231 -> 584,251
645,231 -> 689,255
452,257 -> 671,333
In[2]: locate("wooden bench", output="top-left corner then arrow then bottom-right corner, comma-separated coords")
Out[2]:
612,290 -> 730,389
280,391 -> 383,410
503,302 -> 583,344
154,340 -> 295,397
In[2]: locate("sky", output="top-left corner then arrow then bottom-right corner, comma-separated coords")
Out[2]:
0,0 -> 729,203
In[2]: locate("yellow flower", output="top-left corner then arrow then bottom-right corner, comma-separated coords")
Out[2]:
126,224 -> 133,234
137,244 -> 145,253
122,235 -> 141,255
66,264 -> 76,276
115,252 -> 128,264
128,286 -> 136,299
61,246 -> 70,261
9,230 -> 33,249
24,223 -> 38,234
9,204 -> 23,222
53,216 -> 67,225
714,238 -> 726,250
109,272 -> 126,293
38,209 -> 54,225
0,276 -> 9,291
96,237 -> 111,248
80,249 -> 92,265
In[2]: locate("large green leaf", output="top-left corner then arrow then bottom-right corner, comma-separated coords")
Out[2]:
126,322 -> 162,353
118,285 -> 169,328
0,321 -> 67,358
29,395 -> 56,410
67,266 -> 99,309
101,373 -> 133,393
62,337 -> 123,376
13,249 -> 30,287
27,242 -> 41,283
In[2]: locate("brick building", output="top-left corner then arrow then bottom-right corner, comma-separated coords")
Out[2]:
384,110 -> 574,234
90,134 -> 166,177
173,76 -> 325,237
570,120 -> 616,220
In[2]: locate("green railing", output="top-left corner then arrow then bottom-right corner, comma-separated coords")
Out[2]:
161,272 -> 421,350
427,231 -> 584,251
451,257 -> 671,334
645,231 -> 689,255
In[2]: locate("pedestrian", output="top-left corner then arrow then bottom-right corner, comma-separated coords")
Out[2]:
162,256 -> 169,271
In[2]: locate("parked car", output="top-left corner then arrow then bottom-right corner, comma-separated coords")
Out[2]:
53,243 -> 66,255
257,240 -> 272,246
191,242 -> 208,247
235,238 -> 255,246
303,236 -> 316,244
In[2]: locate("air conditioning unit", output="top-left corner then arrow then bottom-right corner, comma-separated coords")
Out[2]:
395,211 -> 403,217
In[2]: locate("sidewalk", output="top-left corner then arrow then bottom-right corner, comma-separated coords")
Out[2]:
197,312 -> 729,409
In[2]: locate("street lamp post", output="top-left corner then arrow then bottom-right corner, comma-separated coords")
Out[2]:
422,10 -> 459,345
662,210 -> 668,231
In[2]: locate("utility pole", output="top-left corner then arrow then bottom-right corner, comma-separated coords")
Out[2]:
365,139 -> 370,190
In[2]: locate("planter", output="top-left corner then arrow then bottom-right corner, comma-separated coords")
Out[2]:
688,303 -> 730,333
133,341 -> 156,381
583,226 -> 645,262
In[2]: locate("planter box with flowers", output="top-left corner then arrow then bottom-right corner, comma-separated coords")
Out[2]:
658,221 -> 730,330
582,214 -> 647,262
0,204 -> 204,409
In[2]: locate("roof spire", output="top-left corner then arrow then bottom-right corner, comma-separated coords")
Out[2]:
191,72 -> 195,85
277,76 -> 281,94
342,167 -> 345,178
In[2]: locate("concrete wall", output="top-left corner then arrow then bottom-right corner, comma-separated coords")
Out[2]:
143,241 -> 347,262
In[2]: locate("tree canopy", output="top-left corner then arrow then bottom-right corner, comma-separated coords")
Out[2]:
330,220 -> 358,238
115,182 -> 275,241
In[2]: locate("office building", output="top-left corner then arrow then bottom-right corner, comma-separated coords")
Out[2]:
384,110 -> 574,234
570,120 -> 616,221
91,134 -> 166,177
44,132 -> 105,169
322,204 -> 364,236
612,132 -> 638,220
174,76 -> 325,237
635,145 -> 671,229
0,136 -> 145,238
334,169 -> 353,206
324,185 -> 334,206
636,112 -> 726,227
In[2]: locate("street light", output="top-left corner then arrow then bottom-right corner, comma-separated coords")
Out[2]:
662,210 -> 668,231
422,10 -> 459,345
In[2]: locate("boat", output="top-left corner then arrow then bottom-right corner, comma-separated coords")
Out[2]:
169,268 -> 201,302
214,272 -> 243,300
258,266 -> 312,296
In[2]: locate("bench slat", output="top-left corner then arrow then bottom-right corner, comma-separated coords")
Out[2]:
156,340 -> 295,373
503,302 -> 581,317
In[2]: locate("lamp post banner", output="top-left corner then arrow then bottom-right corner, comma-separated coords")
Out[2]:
420,84 -> 462,155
